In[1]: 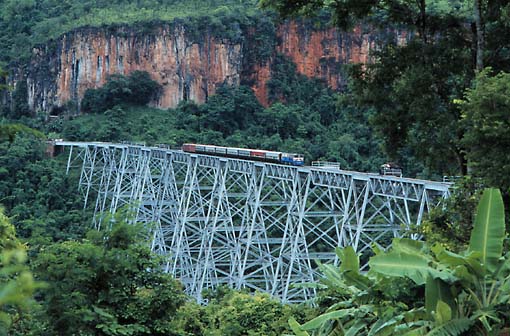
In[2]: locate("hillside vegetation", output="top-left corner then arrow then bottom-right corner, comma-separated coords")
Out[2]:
56,56 -> 386,174
0,0 -> 258,64
1,0 -> 510,334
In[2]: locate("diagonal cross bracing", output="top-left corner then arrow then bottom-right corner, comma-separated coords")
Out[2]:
57,141 -> 452,303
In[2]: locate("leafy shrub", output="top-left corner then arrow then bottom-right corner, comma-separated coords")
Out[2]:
0,213 -> 39,334
81,71 -> 161,113
33,212 -> 187,336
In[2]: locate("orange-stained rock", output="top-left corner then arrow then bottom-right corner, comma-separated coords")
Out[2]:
251,63 -> 271,107
28,25 -> 242,111
249,22 -> 406,106
26,21 -> 407,112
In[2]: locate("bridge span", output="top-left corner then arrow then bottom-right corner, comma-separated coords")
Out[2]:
57,141 -> 451,303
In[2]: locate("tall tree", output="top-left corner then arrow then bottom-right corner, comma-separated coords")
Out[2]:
259,0 -> 492,176
474,0 -> 485,70
0,67 -> 8,91
460,69 -> 510,195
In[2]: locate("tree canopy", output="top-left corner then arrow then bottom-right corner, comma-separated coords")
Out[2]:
261,0 -> 510,178
460,69 -> 510,194
0,209 -> 40,335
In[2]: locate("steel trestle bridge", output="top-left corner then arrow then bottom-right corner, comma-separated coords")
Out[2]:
57,141 -> 451,303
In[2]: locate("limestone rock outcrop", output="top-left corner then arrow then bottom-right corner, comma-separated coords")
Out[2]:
25,20 -> 406,113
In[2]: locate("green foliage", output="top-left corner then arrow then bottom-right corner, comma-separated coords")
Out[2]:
369,239 -> 456,285
484,2 -> 510,73
259,0 -> 377,29
199,85 -> 262,136
419,177 -> 484,252
32,211 -> 188,336
10,81 -> 31,119
468,188 -> 505,273
0,124 -> 44,143
0,129 -> 88,244
0,209 -> 41,335
166,287 -> 315,336
5,2 -> 510,334
460,68 -> 510,194
239,13 -> 277,67
0,209 -> 21,251
61,65 -> 383,172
97,106 -> 127,141
288,246 -> 426,335
266,56 -> 335,116
261,0 -> 510,180
0,67 -> 8,91
0,1 -> 259,65
426,317 -> 473,336
259,0 -> 474,34
203,289 -> 306,336
355,38 -> 472,177
370,189 -> 509,332
81,71 -> 161,114
290,188 -> 510,335
61,105 -> 183,144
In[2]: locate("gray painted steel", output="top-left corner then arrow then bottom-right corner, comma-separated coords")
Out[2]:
58,141 -> 451,303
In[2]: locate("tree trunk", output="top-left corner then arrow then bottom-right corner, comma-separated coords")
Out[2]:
474,0 -> 484,70
418,0 -> 427,43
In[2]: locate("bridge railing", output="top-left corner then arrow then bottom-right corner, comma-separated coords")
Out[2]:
311,161 -> 340,169
443,176 -> 463,183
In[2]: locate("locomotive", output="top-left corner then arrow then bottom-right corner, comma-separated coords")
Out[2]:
182,143 -> 305,166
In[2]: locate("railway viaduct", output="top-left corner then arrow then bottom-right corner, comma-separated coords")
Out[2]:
56,141 -> 452,303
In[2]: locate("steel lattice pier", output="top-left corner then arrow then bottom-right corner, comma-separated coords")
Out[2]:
58,141 -> 452,303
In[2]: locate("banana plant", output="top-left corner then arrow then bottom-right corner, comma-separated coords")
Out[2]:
289,188 -> 509,336
370,188 -> 508,334
288,246 -> 430,335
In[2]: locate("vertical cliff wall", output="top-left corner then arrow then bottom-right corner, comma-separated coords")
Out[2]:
250,22 -> 407,106
28,23 -> 242,112
26,19 -> 406,113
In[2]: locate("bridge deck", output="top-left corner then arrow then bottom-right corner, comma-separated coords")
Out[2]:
55,141 -> 450,190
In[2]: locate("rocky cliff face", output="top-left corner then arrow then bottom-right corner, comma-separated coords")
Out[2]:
26,20 -> 406,113
28,24 -> 242,112
251,22 -> 407,106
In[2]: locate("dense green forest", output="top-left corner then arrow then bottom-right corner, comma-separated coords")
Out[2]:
1,0 -> 510,334
258,0 -> 510,183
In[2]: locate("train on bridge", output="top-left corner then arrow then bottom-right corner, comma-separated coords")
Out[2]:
55,140 -> 448,302
182,143 -> 305,166
379,162 -> 403,177
181,143 -> 403,176
50,139 -> 403,175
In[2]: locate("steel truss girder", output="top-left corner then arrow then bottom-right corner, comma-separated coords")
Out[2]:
58,141 -> 451,303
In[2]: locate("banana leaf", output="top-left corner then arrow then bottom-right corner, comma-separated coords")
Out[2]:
369,251 -> 456,285
468,188 -> 505,274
